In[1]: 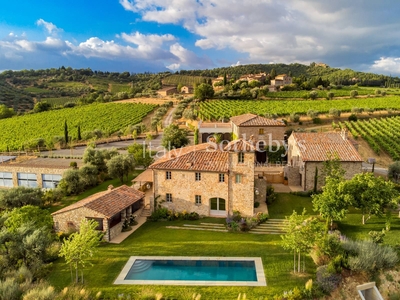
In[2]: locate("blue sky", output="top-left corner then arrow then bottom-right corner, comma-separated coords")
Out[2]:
1,0 -> 400,75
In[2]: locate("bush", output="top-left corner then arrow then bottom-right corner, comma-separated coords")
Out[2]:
0,278 -> 22,300
327,92 -> 334,100
149,207 -> 169,221
312,117 -> 322,124
290,113 -> 300,122
329,108 -> 341,118
348,114 -> 358,122
22,284 -> 56,300
309,91 -> 318,100
342,239 -> 398,273
375,89 -> 381,95
316,265 -> 342,294
254,201 -> 260,208
350,90 -> 358,98
381,90 -> 387,96
369,230 -> 386,244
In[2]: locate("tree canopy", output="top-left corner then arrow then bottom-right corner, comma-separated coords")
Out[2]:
161,124 -> 189,150
194,83 -> 214,101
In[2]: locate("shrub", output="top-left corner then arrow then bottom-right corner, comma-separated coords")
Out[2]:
0,278 -> 22,300
381,90 -> 387,96
309,91 -> 318,100
342,239 -> 398,273
149,207 -> 169,221
327,92 -> 334,100
316,265 -> 342,294
69,161 -> 78,169
307,109 -> 318,119
312,117 -> 322,124
369,230 -> 386,244
375,89 -> 381,95
350,90 -> 358,98
254,201 -> 260,208
232,211 -> 242,222
348,114 -> 358,122
289,113 -> 300,123
329,108 -> 341,118
22,284 -> 56,300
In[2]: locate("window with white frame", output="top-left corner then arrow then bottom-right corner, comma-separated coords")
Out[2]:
219,173 -> 225,182
17,173 -> 38,187
0,172 -> 13,187
166,193 -> 172,202
42,174 -> 62,189
238,152 -> 245,163
195,195 -> 201,204
195,172 -> 201,181
235,174 -> 242,183
166,171 -> 171,180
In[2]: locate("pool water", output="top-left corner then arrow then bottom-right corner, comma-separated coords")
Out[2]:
125,259 -> 257,281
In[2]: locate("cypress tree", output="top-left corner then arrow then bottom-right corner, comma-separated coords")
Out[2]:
314,167 -> 318,193
64,120 -> 69,144
77,125 -> 82,140
223,73 -> 227,86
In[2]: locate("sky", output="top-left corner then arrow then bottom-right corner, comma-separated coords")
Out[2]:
1,0 -> 400,75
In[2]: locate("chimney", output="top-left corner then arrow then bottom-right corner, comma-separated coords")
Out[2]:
340,128 -> 348,140
107,185 -> 114,191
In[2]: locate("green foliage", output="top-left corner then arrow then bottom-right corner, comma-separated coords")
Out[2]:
289,113 -> 300,122
350,90 -> 358,98
59,219 -> 102,283
0,278 -> 21,300
33,101 -> 52,113
342,239 -> 398,273
0,103 -> 155,151
22,283 -> 56,300
0,104 -> 16,119
78,164 -> 99,188
161,124 -> 189,149
106,154 -> 135,183
162,75 -> 211,87
128,143 -> 154,168
0,187 -> 44,209
348,113 -> 357,121
58,169 -> 84,195
309,91 -> 318,100
316,265 -> 341,294
388,161 -> 400,182
369,229 -> 386,243
3,205 -> 53,233
194,83 -> 214,101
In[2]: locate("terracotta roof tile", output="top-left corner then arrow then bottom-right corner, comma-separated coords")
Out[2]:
230,114 -> 285,127
292,132 -> 363,162
224,139 -> 256,152
52,185 -> 144,218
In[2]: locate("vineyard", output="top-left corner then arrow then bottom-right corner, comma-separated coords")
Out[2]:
0,80 -> 33,112
341,116 -> 400,160
162,75 -> 212,87
41,97 -> 80,106
0,103 -> 156,151
197,96 -> 400,120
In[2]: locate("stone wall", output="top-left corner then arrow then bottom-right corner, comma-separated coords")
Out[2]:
236,126 -> 286,145
153,169 -> 230,217
0,165 -> 66,189
285,166 -> 301,186
109,222 -> 123,241
254,178 -> 267,204
229,151 -> 255,216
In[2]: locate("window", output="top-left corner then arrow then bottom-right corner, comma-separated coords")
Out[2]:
238,152 -> 245,163
17,173 -> 38,187
0,172 -> 13,187
235,174 -> 242,183
210,197 -> 226,211
166,171 -> 171,180
42,174 -> 62,189
219,173 -> 225,182
86,218 -> 103,231
195,172 -> 201,181
166,193 -> 172,202
195,195 -> 202,204
109,213 -> 121,228
259,128 -> 265,135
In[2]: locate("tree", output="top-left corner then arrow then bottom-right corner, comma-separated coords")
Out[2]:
341,173 -> 399,224
0,187 -> 44,210
3,205 -> 53,233
350,90 -> 358,98
327,92 -> 334,100
194,83 -> 214,101
0,104 -> 15,119
223,73 -> 227,86
281,210 -> 324,273
33,101 -> 51,113
64,120 -> 69,144
59,219 -> 101,283
77,125 -> 82,140
388,161 -> 400,183
161,124 -> 189,150
82,147 -> 110,173
58,169 -> 83,195
270,68 -> 276,79
128,143 -> 154,168
78,164 -> 99,188
106,154 -> 135,183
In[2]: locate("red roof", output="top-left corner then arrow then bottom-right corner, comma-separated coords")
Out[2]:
230,114 -> 285,127
292,132 -> 363,162
52,185 -> 144,218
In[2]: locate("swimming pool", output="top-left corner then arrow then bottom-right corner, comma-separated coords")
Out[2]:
114,256 -> 266,286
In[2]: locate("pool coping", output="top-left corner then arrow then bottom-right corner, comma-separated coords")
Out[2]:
114,256 -> 267,286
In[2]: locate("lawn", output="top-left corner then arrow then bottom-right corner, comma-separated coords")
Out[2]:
267,193 -> 314,218
47,219 -> 315,299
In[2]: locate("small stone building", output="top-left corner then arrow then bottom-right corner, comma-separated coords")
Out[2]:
180,86 -> 193,94
149,140 -> 256,217
270,74 -> 292,87
285,131 -> 363,191
157,86 -> 178,97
52,185 -> 144,242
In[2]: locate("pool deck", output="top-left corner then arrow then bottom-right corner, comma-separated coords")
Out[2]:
114,256 -> 267,286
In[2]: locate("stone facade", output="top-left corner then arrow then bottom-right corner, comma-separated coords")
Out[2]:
0,165 -> 66,189
152,151 -> 255,217
232,124 -> 286,145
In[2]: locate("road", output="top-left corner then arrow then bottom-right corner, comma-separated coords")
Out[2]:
362,162 -> 388,176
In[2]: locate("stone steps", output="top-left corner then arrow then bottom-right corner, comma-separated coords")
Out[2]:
141,209 -> 151,217
249,219 -> 288,235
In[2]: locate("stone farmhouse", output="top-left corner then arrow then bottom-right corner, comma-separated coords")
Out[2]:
52,185 -> 144,242
285,131 -> 363,191
157,86 -> 177,97
270,74 -> 292,87
0,158 -> 82,189
149,140 -> 256,218
238,73 -> 267,84
180,86 -> 193,94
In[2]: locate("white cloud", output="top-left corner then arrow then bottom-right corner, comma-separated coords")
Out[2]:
370,57 -> 400,75
36,19 -> 62,35
166,63 -> 180,70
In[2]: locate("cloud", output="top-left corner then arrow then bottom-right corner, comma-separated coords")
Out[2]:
166,63 -> 180,70
36,19 -> 62,35
123,0 -> 400,71
369,57 -> 400,75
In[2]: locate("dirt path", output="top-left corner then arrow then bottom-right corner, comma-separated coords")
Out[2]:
163,105 -> 177,128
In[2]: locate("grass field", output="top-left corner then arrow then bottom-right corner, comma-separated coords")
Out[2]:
110,83 -> 131,94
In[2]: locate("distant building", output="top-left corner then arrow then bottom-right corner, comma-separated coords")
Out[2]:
180,86 -> 193,94
157,86 -> 177,97
285,131 -> 363,191
238,73 -> 266,84
270,74 -> 292,87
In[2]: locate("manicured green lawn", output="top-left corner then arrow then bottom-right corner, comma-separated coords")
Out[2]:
268,193 -> 314,218
47,218 -> 314,299
47,170 -> 143,214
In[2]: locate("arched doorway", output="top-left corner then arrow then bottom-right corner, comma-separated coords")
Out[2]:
210,197 -> 227,216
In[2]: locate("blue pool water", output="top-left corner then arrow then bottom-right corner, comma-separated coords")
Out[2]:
124,259 -> 257,281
